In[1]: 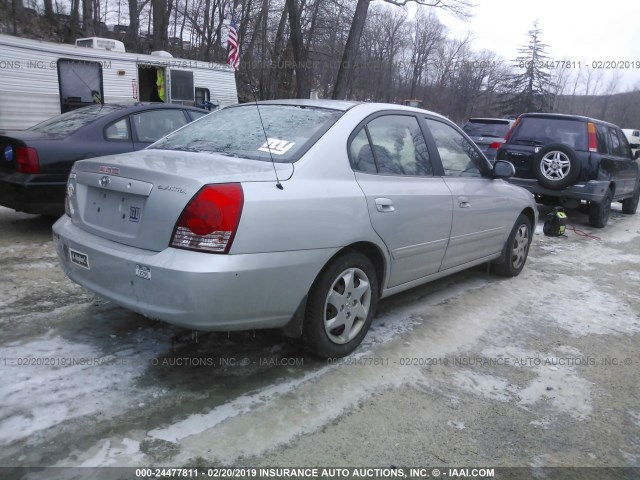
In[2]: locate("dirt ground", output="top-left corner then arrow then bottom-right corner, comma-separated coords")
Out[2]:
0,204 -> 638,479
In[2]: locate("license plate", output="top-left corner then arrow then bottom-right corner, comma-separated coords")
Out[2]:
135,264 -> 151,280
69,248 -> 90,269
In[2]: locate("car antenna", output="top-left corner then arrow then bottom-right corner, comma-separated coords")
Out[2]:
248,82 -> 283,190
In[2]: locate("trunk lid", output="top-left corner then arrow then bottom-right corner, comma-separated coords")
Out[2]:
68,149 -> 293,252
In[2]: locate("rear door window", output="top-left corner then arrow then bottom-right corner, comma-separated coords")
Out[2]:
595,124 -> 609,154
105,118 -> 130,141
349,115 -> 432,176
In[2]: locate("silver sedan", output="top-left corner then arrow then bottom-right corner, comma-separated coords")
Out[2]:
53,100 -> 537,357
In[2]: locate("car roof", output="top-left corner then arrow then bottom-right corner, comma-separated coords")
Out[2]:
239,99 -> 450,122
253,99 -> 360,111
95,102 -> 205,112
519,112 -> 620,129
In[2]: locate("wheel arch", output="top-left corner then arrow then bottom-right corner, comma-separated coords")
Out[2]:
329,241 -> 387,297
520,206 -> 537,236
282,241 -> 387,339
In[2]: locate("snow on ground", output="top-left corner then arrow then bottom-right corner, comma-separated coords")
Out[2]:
1,206 -> 639,468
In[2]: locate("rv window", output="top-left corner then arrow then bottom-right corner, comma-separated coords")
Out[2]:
57,59 -> 104,113
170,70 -> 194,102
195,87 -> 211,109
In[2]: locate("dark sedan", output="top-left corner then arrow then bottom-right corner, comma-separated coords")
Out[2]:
0,103 -> 208,215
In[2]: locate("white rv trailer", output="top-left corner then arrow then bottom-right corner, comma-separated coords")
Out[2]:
0,34 -> 238,130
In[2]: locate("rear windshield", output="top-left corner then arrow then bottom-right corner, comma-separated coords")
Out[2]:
150,104 -> 343,163
29,104 -> 124,137
510,117 -> 587,150
462,121 -> 511,138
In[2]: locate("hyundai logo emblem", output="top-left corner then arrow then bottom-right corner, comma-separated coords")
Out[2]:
99,176 -> 111,188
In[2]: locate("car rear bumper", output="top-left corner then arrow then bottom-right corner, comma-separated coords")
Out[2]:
508,178 -> 611,203
53,215 -> 335,331
0,174 -> 65,216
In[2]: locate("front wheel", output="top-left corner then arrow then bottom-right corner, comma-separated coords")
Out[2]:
303,251 -> 379,358
493,214 -> 532,277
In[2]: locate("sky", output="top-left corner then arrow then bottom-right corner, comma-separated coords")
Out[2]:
434,0 -> 640,92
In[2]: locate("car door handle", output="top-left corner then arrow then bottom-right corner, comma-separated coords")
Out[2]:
375,198 -> 395,213
458,196 -> 471,208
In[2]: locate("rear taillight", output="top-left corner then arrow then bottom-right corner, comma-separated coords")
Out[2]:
171,183 -> 244,253
587,122 -> 598,152
65,170 -> 77,217
16,147 -> 40,173
504,117 -> 520,142
489,142 -> 502,150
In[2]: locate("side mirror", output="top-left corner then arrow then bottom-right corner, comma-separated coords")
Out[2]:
492,160 -> 515,179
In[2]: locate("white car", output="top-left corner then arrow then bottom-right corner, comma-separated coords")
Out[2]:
53,100 -> 537,357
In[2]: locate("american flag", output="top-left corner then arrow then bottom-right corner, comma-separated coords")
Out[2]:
227,15 -> 240,71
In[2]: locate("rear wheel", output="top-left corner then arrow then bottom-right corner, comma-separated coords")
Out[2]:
303,251 -> 378,358
493,214 -> 532,277
588,189 -> 612,228
622,182 -> 640,214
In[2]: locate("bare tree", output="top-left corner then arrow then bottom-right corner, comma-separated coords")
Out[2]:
332,0 -> 472,100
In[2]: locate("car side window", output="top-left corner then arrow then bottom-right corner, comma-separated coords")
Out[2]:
425,118 -> 484,177
615,129 -> 632,158
350,128 -> 377,173
608,127 -> 623,156
595,124 -> 609,154
105,118 -> 130,141
189,110 -> 209,121
351,115 -> 432,176
132,110 -> 189,143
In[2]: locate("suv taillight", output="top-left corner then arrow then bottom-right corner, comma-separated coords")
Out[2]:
170,184 -> 244,254
587,122 -> 598,152
16,147 -> 40,173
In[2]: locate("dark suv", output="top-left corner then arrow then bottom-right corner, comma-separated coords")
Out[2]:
496,113 -> 640,228
462,118 -> 514,161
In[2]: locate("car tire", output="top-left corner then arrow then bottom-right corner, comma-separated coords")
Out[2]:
493,214 -> 532,277
303,251 -> 379,358
588,188 -> 612,228
533,143 -> 581,190
622,182 -> 640,214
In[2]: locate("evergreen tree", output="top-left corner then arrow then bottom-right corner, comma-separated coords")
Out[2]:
501,21 -> 552,115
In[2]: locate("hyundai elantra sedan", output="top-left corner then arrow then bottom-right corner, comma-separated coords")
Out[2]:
53,100 -> 537,357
